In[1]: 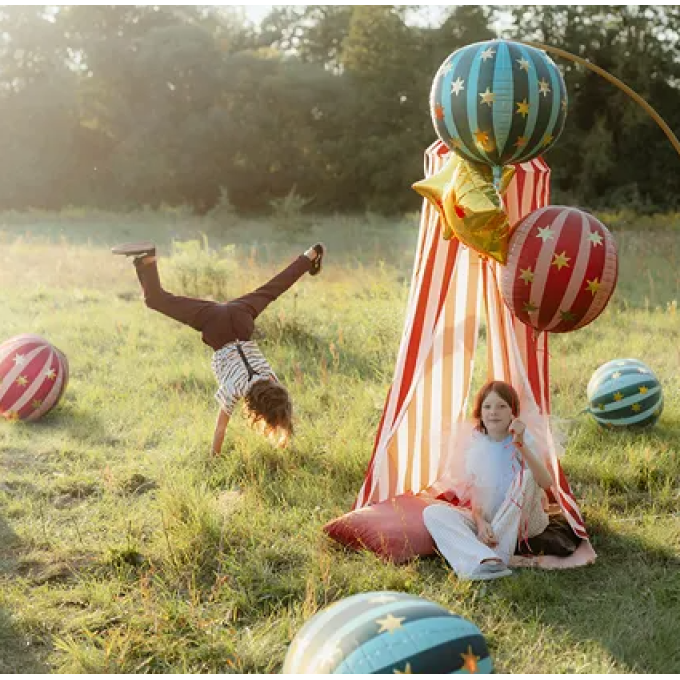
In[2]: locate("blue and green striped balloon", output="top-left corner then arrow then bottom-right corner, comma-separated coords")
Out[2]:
430,39 -> 567,170
282,591 -> 492,674
587,358 -> 664,428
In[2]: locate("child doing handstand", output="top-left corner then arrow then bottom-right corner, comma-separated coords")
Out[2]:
112,240 -> 324,453
423,381 -> 554,581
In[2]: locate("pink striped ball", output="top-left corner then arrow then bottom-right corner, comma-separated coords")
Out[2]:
501,206 -> 618,334
0,335 -> 69,422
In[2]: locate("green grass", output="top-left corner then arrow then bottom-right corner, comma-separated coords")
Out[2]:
0,212 -> 679,673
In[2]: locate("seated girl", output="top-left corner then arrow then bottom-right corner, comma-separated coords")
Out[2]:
423,380 -> 579,581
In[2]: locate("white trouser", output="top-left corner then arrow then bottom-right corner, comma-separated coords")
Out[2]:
423,503 -> 519,579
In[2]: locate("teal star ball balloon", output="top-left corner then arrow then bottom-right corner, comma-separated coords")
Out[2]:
587,358 -> 663,428
430,39 -> 567,169
282,591 -> 492,674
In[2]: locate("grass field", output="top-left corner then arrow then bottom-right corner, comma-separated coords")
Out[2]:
0,210 -> 679,673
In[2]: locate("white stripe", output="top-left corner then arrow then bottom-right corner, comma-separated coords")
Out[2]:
544,210 -> 591,330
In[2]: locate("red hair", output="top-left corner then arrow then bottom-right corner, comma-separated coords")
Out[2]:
472,381 -> 520,433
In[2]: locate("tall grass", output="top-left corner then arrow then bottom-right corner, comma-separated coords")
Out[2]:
0,212 -> 678,673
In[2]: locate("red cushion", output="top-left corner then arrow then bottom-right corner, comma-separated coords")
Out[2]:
323,493 -> 440,564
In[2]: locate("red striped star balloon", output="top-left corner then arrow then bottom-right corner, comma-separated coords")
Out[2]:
501,206 -> 618,333
0,335 -> 69,422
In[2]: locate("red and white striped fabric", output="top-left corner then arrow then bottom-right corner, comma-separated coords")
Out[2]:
0,334 -> 69,422
501,206 -> 618,334
353,140 -> 588,541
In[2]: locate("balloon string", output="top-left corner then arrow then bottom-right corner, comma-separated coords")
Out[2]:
521,41 -> 680,159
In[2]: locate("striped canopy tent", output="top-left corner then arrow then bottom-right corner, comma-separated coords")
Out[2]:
354,140 -> 589,544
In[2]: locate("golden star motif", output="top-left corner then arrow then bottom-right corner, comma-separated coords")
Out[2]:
5,411 -> 20,422
451,77 -> 465,96
45,368 -> 57,380
585,278 -> 601,294
632,403 -> 642,412
394,662 -> 413,674
376,613 -> 406,634
31,399 -> 43,409
639,386 -> 649,394
479,87 -> 495,106
523,301 -> 538,313
552,251 -> 571,270
560,309 -> 576,321
516,99 -> 530,117
514,135 -> 528,148
434,104 -> 444,120
480,47 -> 496,61
538,78 -> 551,96
517,57 -> 531,72
536,225 -> 555,242
461,646 -> 480,673
612,371 -> 622,379
542,133 -> 554,147
588,231 -> 603,246
614,392 -> 624,402
473,129 -> 491,150
13,353 -> 28,367
16,375 -> 29,387
519,267 -> 534,284
598,403 -> 606,411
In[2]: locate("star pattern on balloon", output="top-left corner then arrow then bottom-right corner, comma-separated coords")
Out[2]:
514,135 -> 528,148
516,99 -> 530,117
480,47 -> 495,61
612,371 -> 622,379
479,87 -> 495,106
614,392 -> 624,401
393,662 -> 413,674
519,267 -> 534,284
588,231 -> 603,246
376,613 -> 405,634
586,278 -> 601,294
541,133 -> 554,147
523,301 -> 538,313
517,57 -> 531,72
560,309 -> 576,321
538,79 -> 551,96
639,386 -> 649,394
434,104 -> 445,120
552,251 -> 571,270
536,226 -> 555,242
460,646 -> 480,673
631,403 -> 642,412
16,375 -> 29,387
44,368 -> 57,380
31,399 -> 43,409
451,77 -> 465,96
13,353 -> 28,367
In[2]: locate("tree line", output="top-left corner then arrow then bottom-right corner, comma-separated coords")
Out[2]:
1,5 -> 678,216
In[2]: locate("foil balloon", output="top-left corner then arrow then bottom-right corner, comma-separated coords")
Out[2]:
430,39 -> 567,176
413,154 -> 515,264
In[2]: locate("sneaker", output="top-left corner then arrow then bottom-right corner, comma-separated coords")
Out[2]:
308,243 -> 325,276
466,562 -> 513,581
111,241 -> 156,258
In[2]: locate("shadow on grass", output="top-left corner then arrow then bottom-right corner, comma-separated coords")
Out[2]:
0,514 -> 49,673
468,519 -> 680,673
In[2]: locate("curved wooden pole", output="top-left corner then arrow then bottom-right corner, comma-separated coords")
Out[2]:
521,40 -> 680,158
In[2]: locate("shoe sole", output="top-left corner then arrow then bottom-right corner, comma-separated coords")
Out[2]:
111,242 -> 155,256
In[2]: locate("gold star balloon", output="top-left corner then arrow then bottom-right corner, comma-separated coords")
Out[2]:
412,154 -> 515,264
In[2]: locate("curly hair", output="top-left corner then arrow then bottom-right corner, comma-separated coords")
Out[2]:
472,380 -> 520,434
243,378 -> 293,448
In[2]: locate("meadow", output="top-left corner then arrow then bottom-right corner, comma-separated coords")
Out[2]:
0,209 -> 679,673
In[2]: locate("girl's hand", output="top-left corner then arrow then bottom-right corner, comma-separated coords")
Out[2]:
476,519 -> 498,547
509,418 -> 526,444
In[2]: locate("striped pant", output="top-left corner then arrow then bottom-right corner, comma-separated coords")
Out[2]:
423,504 -> 518,579
135,255 -> 312,351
